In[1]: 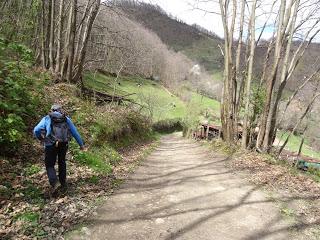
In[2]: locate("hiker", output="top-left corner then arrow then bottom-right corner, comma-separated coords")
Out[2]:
33,104 -> 86,192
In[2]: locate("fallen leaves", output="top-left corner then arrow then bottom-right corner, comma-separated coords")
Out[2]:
0,141 -> 155,239
231,151 -> 320,197
229,150 -> 320,236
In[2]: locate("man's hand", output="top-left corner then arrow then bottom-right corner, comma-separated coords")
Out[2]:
40,130 -> 46,142
80,145 -> 88,152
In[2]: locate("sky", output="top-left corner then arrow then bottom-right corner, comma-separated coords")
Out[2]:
141,0 -> 278,40
140,0 -> 320,42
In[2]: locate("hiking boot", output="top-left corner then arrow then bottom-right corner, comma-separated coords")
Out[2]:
49,182 -> 60,198
60,183 -> 68,194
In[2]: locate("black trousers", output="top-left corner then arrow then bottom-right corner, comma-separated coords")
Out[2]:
45,142 -> 68,187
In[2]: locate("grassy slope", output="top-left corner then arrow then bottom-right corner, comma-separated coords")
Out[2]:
84,72 -> 221,121
85,72 -> 320,159
190,92 -> 220,115
278,131 -> 320,159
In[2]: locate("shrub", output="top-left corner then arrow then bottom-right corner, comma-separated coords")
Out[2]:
24,164 -> 41,176
79,106 -> 151,147
181,100 -> 202,137
74,150 -> 113,174
0,38 -> 42,155
152,118 -> 183,133
70,104 -> 152,172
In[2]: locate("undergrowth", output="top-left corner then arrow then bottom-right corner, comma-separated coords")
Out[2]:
210,139 -> 239,155
0,37 -> 157,176
67,100 -> 156,174
0,39 -> 159,239
0,38 -> 50,155
209,138 -> 320,182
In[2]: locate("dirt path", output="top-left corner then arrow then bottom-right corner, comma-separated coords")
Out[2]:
67,133 -> 298,240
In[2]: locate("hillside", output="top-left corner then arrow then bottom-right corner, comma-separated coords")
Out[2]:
0,39 -> 159,238
84,71 -> 320,159
117,1 -> 224,73
84,72 -> 221,122
254,41 -> 320,91
118,1 -> 320,88
115,1 -> 320,152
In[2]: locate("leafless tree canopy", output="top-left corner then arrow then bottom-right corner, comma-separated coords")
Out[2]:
211,0 -> 320,152
86,4 -> 195,89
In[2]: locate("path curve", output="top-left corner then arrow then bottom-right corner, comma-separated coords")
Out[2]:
68,133 -> 295,240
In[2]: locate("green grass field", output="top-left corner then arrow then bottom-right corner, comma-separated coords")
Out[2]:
190,92 -> 220,114
84,72 -> 320,159
84,72 -> 220,122
277,131 -> 320,159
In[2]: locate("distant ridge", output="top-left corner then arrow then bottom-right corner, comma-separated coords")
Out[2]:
116,0 -> 224,72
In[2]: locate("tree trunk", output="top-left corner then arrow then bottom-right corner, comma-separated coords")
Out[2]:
44,0 -> 51,69
297,125 -> 308,157
241,0 -> 257,148
256,0 -> 286,150
264,0 -> 300,150
234,0 -> 245,134
73,0 -> 101,83
66,0 -> 77,82
55,0 -> 65,74
49,0 -> 55,71
75,0 -> 92,64
259,35 -> 275,87
41,0 -> 46,69
219,0 -> 237,144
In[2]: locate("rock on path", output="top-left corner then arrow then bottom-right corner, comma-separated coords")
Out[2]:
67,133 -> 296,240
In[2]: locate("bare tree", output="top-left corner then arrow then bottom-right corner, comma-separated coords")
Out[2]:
212,0 -> 320,151
242,0 -> 257,147
49,0 -> 55,71
40,0 -> 47,69
73,0 -> 101,83
55,0 -> 65,73
218,0 -> 237,143
279,91 -> 320,155
256,0 -> 288,150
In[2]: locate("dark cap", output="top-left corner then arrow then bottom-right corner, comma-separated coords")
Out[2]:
51,104 -> 62,112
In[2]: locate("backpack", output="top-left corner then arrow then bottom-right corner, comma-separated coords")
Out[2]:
49,112 -> 71,143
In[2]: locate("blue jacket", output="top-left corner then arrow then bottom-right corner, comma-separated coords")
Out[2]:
33,113 -> 84,147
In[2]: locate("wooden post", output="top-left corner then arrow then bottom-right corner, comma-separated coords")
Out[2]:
200,126 -> 204,139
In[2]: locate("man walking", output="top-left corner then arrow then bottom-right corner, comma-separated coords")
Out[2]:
34,104 -> 86,194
